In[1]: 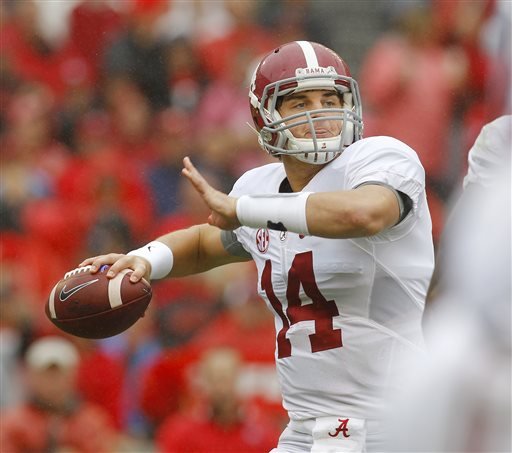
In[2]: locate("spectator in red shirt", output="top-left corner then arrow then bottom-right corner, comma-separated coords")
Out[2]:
1,1 -> 93,103
359,5 -> 468,241
67,0 -> 123,84
155,347 -> 281,453
431,0 -> 509,154
190,274 -> 288,431
196,1 -> 276,82
0,336 -> 120,453
361,5 -> 467,183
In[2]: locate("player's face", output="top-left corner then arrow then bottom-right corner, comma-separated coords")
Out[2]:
278,90 -> 343,139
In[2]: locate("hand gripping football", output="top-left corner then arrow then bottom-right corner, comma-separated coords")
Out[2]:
45,265 -> 152,339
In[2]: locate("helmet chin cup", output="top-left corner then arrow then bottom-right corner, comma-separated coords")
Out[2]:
294,149 -> 341,165
285,133 -> 342,165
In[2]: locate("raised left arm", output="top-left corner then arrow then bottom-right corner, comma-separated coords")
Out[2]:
305,184 -> 400,238
182,157 -> 401,239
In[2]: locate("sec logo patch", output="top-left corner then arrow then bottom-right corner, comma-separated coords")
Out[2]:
256,228 -> 270,253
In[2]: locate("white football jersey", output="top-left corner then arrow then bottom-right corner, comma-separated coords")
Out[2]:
463,114 -> 511,189
229,136 -> 435,422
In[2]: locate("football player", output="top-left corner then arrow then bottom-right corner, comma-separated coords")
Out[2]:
387,115 -> 511,453
80,41 -> 435,452
424,114 -> 512,319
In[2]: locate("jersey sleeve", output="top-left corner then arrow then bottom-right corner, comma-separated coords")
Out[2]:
345,137 -> 425,212
463,115 -> 511,190
220,229 -> 252,258
228,162 -> 285,196
228,177 -> 246,198
223,176 -> 253,257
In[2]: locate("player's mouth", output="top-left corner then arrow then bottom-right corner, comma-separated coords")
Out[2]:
306,128 -> 334,138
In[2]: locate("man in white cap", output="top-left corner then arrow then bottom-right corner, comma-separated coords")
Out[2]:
1,336 -> 119,452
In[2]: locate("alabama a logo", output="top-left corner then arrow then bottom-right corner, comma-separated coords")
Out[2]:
256,228 -> 270,253
328,418 -> 350,438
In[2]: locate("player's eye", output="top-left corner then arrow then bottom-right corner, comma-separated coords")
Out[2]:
291,102 -> 306,109
323,99 -> 339,108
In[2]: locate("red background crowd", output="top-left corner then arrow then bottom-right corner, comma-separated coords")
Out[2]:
0,0 -> 509,451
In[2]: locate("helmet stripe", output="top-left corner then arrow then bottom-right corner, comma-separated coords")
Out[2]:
296,41 -> 318,68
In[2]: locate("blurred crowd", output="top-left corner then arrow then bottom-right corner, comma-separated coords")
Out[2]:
0,0 -> 510,451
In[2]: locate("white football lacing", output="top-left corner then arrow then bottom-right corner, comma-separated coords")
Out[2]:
64,265 -> 93,279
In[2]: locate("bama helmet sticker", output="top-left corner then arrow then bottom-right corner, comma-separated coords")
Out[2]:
256,228 -> 270,253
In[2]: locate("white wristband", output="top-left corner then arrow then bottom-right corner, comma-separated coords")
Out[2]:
127,241 -> 174,280
236,192 -> 312,235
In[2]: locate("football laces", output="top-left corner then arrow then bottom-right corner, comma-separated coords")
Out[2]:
64,266 -> 93,279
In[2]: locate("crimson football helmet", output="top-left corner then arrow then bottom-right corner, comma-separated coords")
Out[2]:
249,41 -> 363,164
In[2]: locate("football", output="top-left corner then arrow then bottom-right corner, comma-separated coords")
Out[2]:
45,265 -> 152,339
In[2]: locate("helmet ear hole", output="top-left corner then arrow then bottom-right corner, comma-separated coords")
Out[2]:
275,96 -> 284,112
250,106 -> 261,130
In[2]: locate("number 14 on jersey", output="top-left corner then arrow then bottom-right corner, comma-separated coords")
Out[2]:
261,251 -> 343,359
